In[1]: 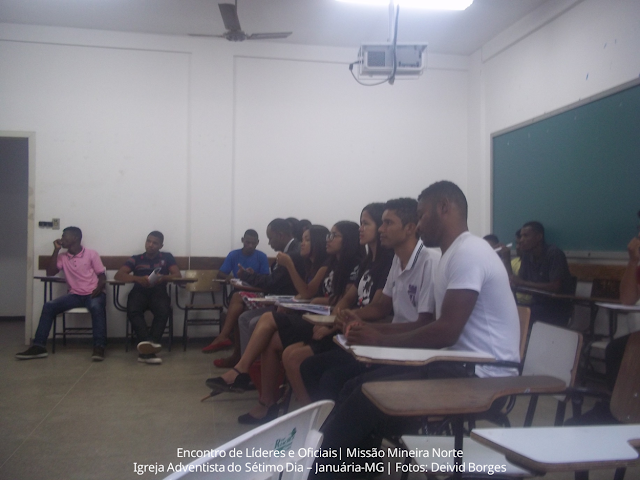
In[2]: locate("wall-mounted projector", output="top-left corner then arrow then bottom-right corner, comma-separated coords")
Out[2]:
358,43 -> 427,77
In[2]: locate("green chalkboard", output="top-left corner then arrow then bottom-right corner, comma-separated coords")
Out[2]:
492,80 -> 640,254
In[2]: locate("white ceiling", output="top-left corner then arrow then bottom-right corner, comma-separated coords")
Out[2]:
0,0 -> 550,55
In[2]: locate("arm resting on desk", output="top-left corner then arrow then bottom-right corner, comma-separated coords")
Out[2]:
511,275 -> 562,293
347,289 -> 476,349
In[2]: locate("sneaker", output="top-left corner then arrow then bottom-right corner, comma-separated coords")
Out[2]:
91,346 -> 105,362
15,345 -> 48,360
137,341 -> 162,355
138,354 -> 162,365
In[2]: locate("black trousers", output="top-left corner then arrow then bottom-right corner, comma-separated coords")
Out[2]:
127,286 -> 170,344
301,347 -> 371,402
310,362 -> 473,479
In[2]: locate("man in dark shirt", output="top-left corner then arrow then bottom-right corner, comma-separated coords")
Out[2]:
114,231 -> 181,364
510,221 -> 573,326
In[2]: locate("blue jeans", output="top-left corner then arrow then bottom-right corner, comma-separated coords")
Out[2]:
34,293 -> 107,348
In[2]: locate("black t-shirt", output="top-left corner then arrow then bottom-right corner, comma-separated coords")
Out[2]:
356,252 -> 393,308
519,243 -> 573,319
124,251 -> 177,290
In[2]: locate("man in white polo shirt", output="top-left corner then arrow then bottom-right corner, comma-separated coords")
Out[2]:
16,226 -> 107,361
300,197 -> 441,401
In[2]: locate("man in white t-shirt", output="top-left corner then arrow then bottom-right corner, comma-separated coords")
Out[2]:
311,181 -> 520,479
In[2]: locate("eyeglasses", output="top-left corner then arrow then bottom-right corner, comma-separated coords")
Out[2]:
326,232 -> 342,241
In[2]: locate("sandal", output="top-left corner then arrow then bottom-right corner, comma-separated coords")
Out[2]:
205,368 -> 251,394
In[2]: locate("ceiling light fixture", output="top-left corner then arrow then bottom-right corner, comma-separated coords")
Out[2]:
337,0 -> 473,10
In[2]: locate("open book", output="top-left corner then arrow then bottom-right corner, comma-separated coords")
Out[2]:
334,334 -> 496,366
302,314 -> 336,325
276,302 -> 331,316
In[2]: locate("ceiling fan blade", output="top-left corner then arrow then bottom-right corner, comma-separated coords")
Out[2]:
218,3 -> 242,31
188,33 -> 227,38
247,32 -> 292,40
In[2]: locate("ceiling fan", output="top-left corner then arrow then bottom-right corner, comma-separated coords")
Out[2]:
190,1 -> 292,42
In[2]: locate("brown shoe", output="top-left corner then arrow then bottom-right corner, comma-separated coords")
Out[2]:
92,346 -> 105,362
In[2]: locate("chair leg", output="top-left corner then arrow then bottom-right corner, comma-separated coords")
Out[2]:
554,400 -> 567,426
62,313 -> 67,346
613,467 -> 626,480
524,394 -> 539,427
183,309 -> 189,352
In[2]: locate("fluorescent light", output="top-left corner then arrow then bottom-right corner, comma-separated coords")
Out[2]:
337,0 -> 474,10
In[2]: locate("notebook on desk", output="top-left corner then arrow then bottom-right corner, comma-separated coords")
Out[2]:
302,314 -> 336,325
333,334 -> 496,366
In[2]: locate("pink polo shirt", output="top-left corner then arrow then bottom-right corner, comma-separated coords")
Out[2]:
56,247 -> 106,295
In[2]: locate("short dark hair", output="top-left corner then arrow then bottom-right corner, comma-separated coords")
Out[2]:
244,229 -> 259,238
383,198 -> 418,226
63,226 -> 82,241
418,180 -> 468,220
148,231 -> 164,243
523,221 -> 545,240
483,234 -> 499,244
268,218 -> 292,237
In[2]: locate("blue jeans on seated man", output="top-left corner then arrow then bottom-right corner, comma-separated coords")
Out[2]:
33,293 -> 107,348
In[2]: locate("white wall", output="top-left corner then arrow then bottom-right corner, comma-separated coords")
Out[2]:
0,23 -> 469,339
466,0 -> 640,235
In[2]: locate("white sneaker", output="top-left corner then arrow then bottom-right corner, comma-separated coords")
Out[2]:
138,354 -> 162,365
137,341 -> 161,354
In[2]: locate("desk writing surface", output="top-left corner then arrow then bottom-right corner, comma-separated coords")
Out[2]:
362,375 -> 566,417
596,302 -> 640,312
471,425 -> 640,472
334,335 -> 495,366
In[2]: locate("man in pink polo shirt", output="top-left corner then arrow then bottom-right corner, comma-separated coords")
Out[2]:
16,226 -> 107,361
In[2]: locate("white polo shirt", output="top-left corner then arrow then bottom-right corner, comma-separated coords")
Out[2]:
382,240 -> 441,323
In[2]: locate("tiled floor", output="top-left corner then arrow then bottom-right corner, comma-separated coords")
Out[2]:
0,318 -> 637,479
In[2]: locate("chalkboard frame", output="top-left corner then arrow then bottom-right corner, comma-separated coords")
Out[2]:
490,77 -> 640,260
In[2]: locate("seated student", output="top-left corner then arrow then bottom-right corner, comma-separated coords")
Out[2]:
113,231 -> 181,365
203,218 -> 304,360
286,217 -> 304,243
205,220 -> 362,424
16,227 -> 107,361
508,221 -> 574,326
483,234 -> 500,249
311,182 -> 521,479
606,232 -> 640,388
293,200 -> 422,405
215,229 -> 270,281
565,231 -> 640,425
202,229 -> 269,355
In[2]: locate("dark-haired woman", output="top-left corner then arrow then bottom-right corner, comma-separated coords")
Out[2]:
283,203 -> 394,405
205,221 -> 362,423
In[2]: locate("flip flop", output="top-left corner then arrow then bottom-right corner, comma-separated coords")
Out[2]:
201,339 -> 232,353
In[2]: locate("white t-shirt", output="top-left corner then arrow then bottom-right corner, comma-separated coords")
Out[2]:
434,231 -> 520,378
382,241 -> 441,324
